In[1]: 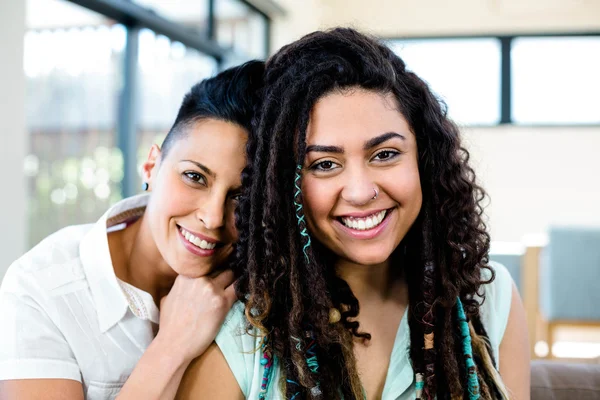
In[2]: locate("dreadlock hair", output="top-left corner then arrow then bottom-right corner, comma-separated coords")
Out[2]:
234,27 -> 510,399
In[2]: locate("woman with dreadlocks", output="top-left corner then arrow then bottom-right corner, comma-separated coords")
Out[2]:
177,28 -> 529,399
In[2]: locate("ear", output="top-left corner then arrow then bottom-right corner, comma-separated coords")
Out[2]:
141,144 -> 162,190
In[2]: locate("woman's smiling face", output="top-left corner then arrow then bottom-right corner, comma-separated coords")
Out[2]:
143,119 -> 247,278
301,88 -> 422,266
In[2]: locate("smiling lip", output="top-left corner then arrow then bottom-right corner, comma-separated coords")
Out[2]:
334,208 -> 394,240
176,225 -> 220,257
336,208 -> 388,219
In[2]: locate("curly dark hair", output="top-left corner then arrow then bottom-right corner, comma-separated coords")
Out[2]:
234,28 -> 509,399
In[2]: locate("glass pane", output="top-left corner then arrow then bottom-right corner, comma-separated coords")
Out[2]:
133,0 -> 209,34
216,0 -> 267,60
25,0 -> 123,248
389,39 -> 501,126
512,37 -> 600,124
137,28 -> 218,183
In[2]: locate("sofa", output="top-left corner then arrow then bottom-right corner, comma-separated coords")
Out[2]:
531,360 -> 600,399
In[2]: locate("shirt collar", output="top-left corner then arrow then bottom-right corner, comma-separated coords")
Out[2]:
79,194 -> 149,333
382,309 -> 415,399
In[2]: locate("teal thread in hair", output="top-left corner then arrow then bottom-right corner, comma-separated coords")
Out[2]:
287,379 -> 300,399
294,164 -> 312,263
291,335 -> 303,351
306,356 -> 319,373
456,297 -> 480,400
291,332 -> 321,396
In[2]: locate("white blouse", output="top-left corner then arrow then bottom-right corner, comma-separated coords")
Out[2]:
0,194 -> 159,399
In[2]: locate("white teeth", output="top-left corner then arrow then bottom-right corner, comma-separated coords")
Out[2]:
179,227 -> 217,250
341,210 -> 387,231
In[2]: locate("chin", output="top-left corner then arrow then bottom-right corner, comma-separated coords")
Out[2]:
340,242 -> 395,265
170,261 -> 215,278
343,252 -> 391,266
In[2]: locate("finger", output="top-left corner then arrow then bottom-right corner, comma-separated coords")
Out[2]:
223,282 -> 237,308
211,269 -> 235,289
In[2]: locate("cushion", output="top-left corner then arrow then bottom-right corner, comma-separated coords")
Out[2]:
531,360 -> 600,400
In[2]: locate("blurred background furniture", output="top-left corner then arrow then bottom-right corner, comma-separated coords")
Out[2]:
531,360 -> 600,400
538,227 -> 600,360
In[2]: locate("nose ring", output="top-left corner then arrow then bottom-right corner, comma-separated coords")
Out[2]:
372,187 -> 379,200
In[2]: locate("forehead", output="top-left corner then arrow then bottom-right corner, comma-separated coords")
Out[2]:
170,119 -> 247,155
166,119 -> 248,170
306,89 -> 414,146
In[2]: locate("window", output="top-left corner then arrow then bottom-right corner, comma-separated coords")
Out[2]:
133,0 -> 210,34
137,28 -> 218,181
216,0 -> 268,60
512,37 -> 600,124
25,0 -> 123,247
389,38 -> 502,126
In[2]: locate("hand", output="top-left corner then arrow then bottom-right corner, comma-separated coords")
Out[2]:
156,270 -> 237,363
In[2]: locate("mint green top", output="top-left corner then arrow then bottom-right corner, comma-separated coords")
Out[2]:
215,262 -> 513,399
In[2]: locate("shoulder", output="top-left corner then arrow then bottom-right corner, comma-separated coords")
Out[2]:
480,261 -> 513,359
214,301 -> 262,397
1,224 -> 93,301
478,261 -> 514,357
0,225 -> 94,382
481,261 -> 513,309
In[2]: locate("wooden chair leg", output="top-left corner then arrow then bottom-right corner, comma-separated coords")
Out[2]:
547,322 -> 555,360
523,245 -> 542,359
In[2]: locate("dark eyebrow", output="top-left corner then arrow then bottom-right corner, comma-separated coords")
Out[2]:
181,160 -> 215,178
305,145 -> 344,154
363,132 -> 406,150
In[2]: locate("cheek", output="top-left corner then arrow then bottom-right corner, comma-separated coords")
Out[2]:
301,177 -> 337,229
225,207 -> 238,241
151,174 -> 193,224
391,164 -> 422,210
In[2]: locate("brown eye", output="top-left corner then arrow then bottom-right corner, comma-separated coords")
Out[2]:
183,171 -> 206,185
310,160 -> 339,172
373,150 -> 400,162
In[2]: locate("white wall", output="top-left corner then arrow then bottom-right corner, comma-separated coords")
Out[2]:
270,0 -> 326,54
0,0 -> 27,280
269,0 -> 600,242
271,0 -> 600,45
317,0 -> 600,37
463,126 -> 600,241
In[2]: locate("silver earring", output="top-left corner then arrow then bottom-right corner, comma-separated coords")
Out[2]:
142,182 -> 149,191
372,187 -> 379,200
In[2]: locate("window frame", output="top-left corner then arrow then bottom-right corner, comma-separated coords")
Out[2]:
64,0 -> 282,196
386,31 -> 600,128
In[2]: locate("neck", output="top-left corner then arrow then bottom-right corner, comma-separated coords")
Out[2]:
335,258 -> 401,305
109,215 -> 177,305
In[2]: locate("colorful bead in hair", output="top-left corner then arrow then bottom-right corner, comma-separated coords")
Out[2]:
415,373 -> 425,399
294,164 -> 312,263
424,332 -> 434,350
259,337 -> 275,399
292,331 -> 322,396
456,297 -> 480,399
